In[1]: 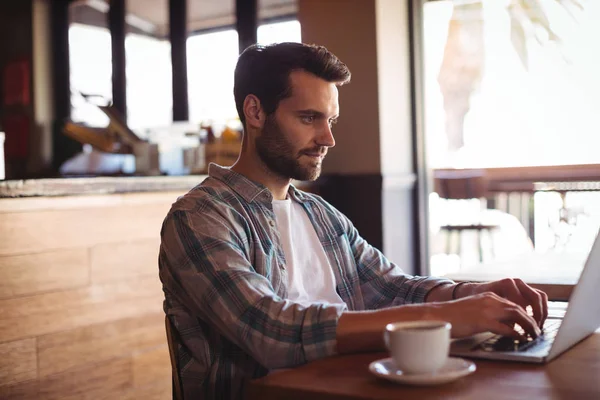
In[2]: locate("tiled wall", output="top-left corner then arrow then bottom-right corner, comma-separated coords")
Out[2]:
0,191 -> 180,399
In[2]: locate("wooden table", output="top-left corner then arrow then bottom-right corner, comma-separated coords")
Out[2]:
247,333 -> 600,400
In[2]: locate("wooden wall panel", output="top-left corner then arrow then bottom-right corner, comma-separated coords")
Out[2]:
0,191 -> 177,399
91,238 -> 160,283
0,276 -> 162,343
132,345 -> 171,389
0,203 -> 170,256
122,381 -> 171,400
0,192 -> 181,214
0,357 -> 131,400
38,312 -> 165,377
0,338 -> 37,386
0,249 -> 89,299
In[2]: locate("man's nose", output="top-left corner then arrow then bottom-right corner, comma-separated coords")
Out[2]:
317,123 -> 335,148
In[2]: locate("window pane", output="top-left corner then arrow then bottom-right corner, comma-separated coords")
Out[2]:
424,1 -> 600,278
257,20 -> 301,44
187,29 -> 239,124
187,20 -> 301,125
424,0 -> 600,169
126,0 -> 172,131
69,0 -> 112,127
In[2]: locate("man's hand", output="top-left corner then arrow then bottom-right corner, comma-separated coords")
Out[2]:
455,279 -> 548,329
337,279 -> 549,355
427,291 -> 542,339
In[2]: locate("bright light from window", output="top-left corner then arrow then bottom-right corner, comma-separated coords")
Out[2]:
187,20 -> 301,125
257,20 -> 301,45
187,29 -> 240,125
125,34 -> 172,131
69,20 -> 302,129
423,0 -> 600,168
69,23 -> 112,127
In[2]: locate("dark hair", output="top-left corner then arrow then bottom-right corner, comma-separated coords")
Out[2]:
233,42 -> 351,128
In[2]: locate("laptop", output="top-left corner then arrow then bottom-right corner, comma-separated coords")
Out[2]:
450,229 -> 600,363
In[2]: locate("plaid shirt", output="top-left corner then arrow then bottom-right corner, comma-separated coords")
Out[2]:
159,164 -> 451,399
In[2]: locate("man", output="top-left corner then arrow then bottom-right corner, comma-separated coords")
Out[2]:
159,42 -> 547,400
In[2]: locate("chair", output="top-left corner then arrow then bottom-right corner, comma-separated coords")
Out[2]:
433,169 -> 500,262
165,315 -> 185,400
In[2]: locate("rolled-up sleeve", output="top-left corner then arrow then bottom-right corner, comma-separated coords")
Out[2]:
159,206 -> 346,369
341,214 -> 452,309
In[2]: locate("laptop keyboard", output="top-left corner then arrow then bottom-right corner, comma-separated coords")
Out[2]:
479,319 -> 561,352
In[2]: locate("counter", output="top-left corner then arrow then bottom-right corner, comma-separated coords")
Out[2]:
0,176 -> 206,398
0,175 -> 207,198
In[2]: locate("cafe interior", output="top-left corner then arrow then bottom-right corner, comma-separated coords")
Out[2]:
0,0 -> 599,398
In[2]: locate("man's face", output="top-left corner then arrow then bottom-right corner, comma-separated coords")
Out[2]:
255,70 -> 339,181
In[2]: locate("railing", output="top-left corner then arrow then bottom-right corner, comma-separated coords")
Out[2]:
430,165 -> 600,277
433,164 -> 600,249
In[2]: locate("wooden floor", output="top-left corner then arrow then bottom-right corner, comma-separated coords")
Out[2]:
0,191 -> 182,399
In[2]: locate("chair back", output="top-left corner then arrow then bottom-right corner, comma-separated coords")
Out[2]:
434,169 -> 488,200
165,315 -> 185,400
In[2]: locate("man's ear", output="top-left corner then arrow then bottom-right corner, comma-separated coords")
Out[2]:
243,94 -> 265,129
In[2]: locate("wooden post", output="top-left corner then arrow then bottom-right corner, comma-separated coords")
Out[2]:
51,0 -> 82,170
108,0 -> 127,120
169,0 -> 189,121
236,0 -> 258,53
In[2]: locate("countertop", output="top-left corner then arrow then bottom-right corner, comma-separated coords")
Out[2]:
0,175 -> 208,198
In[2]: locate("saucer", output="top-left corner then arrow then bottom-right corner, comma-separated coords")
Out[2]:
369,357 -> 476,386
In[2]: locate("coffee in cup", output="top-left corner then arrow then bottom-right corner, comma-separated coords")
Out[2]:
383,320 -> 451,374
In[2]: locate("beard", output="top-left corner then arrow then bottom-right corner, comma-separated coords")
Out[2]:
255,115 -> 325,181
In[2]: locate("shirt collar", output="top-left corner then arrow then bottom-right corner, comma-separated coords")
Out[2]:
208,163 -> 308,204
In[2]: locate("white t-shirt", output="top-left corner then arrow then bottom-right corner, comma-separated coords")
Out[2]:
272,198 -> 345,307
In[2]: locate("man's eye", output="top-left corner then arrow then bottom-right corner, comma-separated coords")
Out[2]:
301,116 -> 315,124
328,119 -> 338,127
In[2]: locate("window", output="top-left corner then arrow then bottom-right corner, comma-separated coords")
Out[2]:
69,0 -> 173,131
69,0 -> 112,127
424,0 -> 600,169
187,19 -> 301,126
125,0 -> 172,131
187,29 -> 239,125
69,0 -> 301,130
257,19 -> 301,44
125,33 -> 172,130
423,0 -> 600,279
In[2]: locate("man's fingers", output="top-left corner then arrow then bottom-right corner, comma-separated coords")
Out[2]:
486,321 -> 524,339
514,279 -> 546,328
479,293 -> 540,337
505,306 -> 541,337
535,289 -> 549,327
501,279 -> 530,310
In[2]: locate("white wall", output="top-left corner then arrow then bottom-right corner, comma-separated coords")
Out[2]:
376,0 -> 413,176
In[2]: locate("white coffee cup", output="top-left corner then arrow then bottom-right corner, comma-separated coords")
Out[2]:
383,320 -> 451,374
